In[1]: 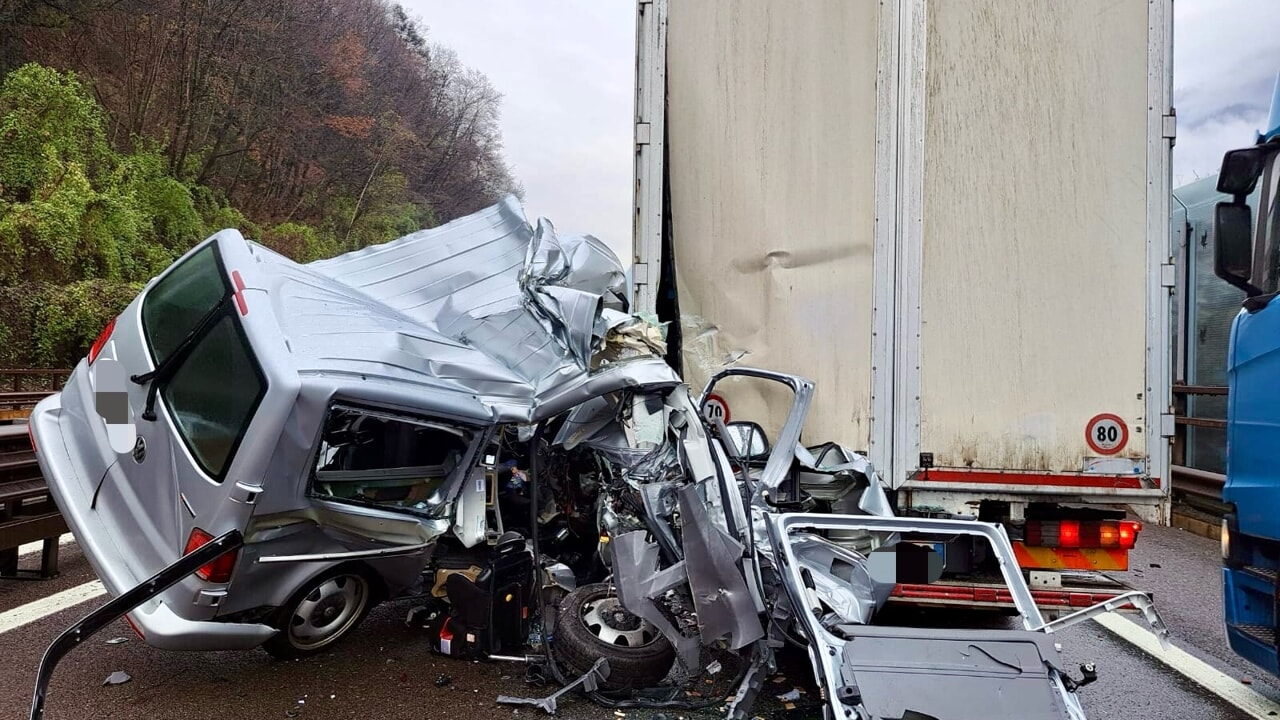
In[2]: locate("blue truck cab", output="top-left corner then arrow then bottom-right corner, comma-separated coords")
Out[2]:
1216,73 -> 1280,675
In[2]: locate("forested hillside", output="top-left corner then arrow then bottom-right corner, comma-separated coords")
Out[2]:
0,0 -> 519,368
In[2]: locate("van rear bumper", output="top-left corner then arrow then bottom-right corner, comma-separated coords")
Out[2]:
31,393 -> 276,651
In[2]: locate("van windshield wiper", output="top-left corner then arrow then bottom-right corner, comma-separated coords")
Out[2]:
130,293 -> 230,421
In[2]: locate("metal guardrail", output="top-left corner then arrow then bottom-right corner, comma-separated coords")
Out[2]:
1171,464 -> 1226,513
0,370 -> 67,422
0,370 -> 70,577
0,429 -> 63,578
1171,384 -> 1227,513
0,369 -> 71,392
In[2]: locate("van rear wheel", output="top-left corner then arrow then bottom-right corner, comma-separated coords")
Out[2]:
264,568 -> 375,659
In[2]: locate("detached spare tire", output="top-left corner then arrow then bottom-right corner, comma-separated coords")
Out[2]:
552,583 -> 676,690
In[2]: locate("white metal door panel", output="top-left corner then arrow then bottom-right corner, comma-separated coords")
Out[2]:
663,0 -> 882,451
910,0 -> 1154,480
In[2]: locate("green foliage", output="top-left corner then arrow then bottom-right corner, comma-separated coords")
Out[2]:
0,280 -> 142,367
0,64 -> 194,285
319,172 -> 433,253
261,222 -> 339,263
0,63 -> 109,197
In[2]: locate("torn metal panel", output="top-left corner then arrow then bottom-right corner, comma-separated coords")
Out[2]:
789,533 -> 891,626
1035,591 -> 1169,648
836,625 -> 1073,720
795,442 -> 894,517
609,530 -> 700,670
677,484 -> 764,649
762,513 -> 1104,720
497,657 -> 611,715
698,368 -> 815,495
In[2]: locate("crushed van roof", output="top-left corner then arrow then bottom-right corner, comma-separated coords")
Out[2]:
247,196 -> 677,419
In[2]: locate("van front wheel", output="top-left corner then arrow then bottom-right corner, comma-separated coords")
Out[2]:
264,569 -> 375,659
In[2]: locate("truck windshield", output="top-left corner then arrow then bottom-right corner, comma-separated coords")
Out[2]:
140,244 -> 267,480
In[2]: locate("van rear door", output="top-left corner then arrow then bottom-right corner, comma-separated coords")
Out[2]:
63,231 -> 289,585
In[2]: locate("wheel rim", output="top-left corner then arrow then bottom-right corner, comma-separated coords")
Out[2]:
580,596 -> 659,648
286,574 -> 369,650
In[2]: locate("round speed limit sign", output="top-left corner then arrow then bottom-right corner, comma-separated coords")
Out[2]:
1085,413 -> 1128,455
702,394 -> 731,425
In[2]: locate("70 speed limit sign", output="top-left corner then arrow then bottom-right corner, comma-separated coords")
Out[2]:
1085,413 -> 1128,455
702,394 -> 731,425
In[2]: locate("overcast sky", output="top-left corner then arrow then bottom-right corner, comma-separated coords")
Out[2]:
1173,0 -> 1280,187
407,0 -> 1280,257
405,0 -> 635,257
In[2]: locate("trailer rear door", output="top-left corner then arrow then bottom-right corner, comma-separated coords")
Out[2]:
897,0 -> 1173,500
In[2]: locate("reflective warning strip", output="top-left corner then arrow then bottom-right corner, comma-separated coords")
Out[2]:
1012,542 -> 1129,571
915,468 -> 1145,489
891,583 -> 1134,610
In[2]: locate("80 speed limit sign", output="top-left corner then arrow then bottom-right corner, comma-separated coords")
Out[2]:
1085,413 -> 1128,455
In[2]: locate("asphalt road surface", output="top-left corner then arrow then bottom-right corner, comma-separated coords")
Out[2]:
0,522 -> 1268,720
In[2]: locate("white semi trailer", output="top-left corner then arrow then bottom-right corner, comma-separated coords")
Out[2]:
632,0 -> 1174,606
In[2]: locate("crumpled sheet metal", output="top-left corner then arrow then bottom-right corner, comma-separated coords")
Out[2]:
678,484 -> 764,649
789,533 -> 891,626
795,442 -> 894,517
254,195 -> 674,421
610,530 -> 701,671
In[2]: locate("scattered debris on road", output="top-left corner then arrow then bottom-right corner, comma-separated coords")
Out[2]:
101,671 -> 130,686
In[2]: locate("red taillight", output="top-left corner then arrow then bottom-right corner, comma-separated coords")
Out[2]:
88,318 -> 117,364
183,528 -> 238,583
1058,520 -> 1080,548
1118,520 -> 1140,550
27,424 -> 36,453
1025,519 -> 1140,550
1025,522 -> 1042,546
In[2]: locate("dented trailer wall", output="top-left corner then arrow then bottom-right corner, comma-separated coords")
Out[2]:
634,0 -> 1173,520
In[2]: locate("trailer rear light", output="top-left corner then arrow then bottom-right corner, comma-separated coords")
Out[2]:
1057,520 -> 1080,548
87,318 -> 116,364
1117,520 -> 1140,550
183,528 -> 238,583
1024,519 -> 1140,550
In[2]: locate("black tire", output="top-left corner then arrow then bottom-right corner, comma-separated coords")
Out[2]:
552,583 -> 676,690
263,566 -> 378,660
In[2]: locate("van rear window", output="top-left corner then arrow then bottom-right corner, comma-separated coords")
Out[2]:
141,243 -> 266,481
141,245 -> 226,365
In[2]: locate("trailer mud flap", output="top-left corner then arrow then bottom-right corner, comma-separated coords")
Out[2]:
29,530 -> 244,720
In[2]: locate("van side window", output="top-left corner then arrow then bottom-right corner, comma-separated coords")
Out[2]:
311,405 -> 477,513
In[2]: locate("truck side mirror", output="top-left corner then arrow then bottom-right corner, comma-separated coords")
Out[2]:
1217,146 -> 1273,196
1214,202 -> 1262,297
